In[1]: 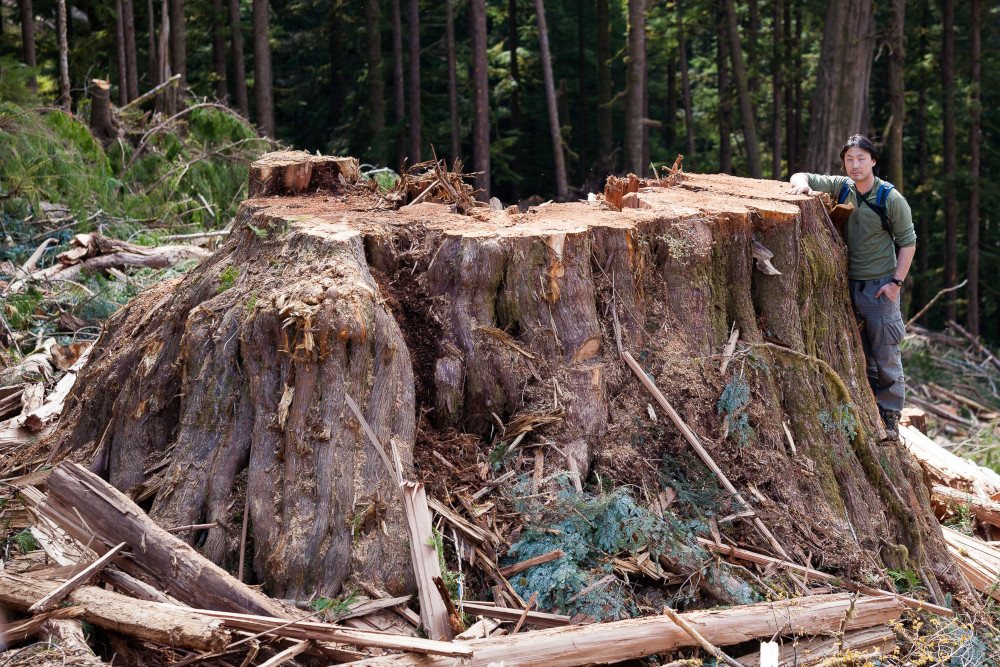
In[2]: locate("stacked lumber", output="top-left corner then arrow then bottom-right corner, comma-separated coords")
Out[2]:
0,461 -> 910,667
941,526 -> 1000,602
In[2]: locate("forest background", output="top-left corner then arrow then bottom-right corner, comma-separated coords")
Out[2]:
0,0 -> 997,347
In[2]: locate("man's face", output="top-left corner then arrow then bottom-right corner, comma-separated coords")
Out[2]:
843,147 -> 875,182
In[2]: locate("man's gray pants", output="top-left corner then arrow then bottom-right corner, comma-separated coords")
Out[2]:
850,275 -> 906,412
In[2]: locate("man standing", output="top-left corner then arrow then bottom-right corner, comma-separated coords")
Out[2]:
788,135 -> 916,440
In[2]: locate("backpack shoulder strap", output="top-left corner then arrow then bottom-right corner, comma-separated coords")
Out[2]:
837,181 -> 851,205
876,182 -> 895,208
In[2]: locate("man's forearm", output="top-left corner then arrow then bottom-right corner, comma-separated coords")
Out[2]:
895,246 -> 916,282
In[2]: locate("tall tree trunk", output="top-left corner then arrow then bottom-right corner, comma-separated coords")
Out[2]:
664,56 -> 676,153
471,0 -> 489,198
122,0 -> 138,101
942,0 -> 957,323
804,0 -> 875,174
158,0 -> 171,111
783,0 -> 793,173
596,0 -> 612,176
771,0 -> 782,178
148,0 -> 160,90
577,0 -> 588,179
747,0 -> 758,93
169,0 -> 185,106
915,5 -> 928,321
966,0 -> 981,335
407,0 -> 420,162
365,0 -> 386,165
678,0 -> 695,166
19,0 -> 37,93
724,0 -> 762,178
510,0 -> 521,200
534,0 -> 568,200
211,0 -> 228,100
624,0 -> 646,175
794,5 -> 803,171
448,0 -> 458,165
330,0 -> 345,129
252,0 -> 274,137
715,6 -> 731,174
56,0 -> 70,109
885,0 -> 904,189
391,0 -> 406,166
115,0 -> 129,105
228,0 -> 248,116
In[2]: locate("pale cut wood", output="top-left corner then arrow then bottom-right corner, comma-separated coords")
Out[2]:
401,481 -> 453,641
623,350 -> 791,560
341,594 -> 904,667
29,541 -> 126,612
932,484 -> 1000,529
0,574 -> 231,652
941,525 -> 1000,601
182,607 -> 472,656
900,424 -> 1000,498
36,462 -> 290,618
426,497 -> 499,548
499,549 -> 565,578
458,602 -> 570,628
256,640 -> 314,667
40,617 -> 108,666
0,606 -> 83,646
698,538 -> 954,617
455,617 -> 500,640
736,626 -> 896,666
358,581 -> 421,627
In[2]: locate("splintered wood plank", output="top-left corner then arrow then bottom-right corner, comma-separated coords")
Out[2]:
29,541 -> 126,612
401,481 -> 453,641
342,594 -> 904,667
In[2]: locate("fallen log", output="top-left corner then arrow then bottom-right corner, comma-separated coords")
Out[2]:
0,573 -> 231,652
39,617 -> 108,666
340,593 -> 905,667
180,607 -> 472,657
932,485 -> 1000,530
36,461 -> 289,618
900,425 -> 1000,498
735,626 -> 896,667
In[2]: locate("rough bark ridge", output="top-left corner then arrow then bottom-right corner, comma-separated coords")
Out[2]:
50,151 -> 968,607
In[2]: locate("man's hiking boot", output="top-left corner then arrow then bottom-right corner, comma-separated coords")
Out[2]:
880,409 -> 901,442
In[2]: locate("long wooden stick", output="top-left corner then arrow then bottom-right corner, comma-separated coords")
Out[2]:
499,549 -> 565,578
256,640 -> 314,667
904,279 -> 967,328
698,538 -> 954,617
29,542 -> 126,613
622,350 -> 791,560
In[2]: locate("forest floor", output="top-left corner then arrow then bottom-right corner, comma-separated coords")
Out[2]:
2,102 -> 1000,665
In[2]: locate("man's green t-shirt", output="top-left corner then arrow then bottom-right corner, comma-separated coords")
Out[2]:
805,174 -> 916,280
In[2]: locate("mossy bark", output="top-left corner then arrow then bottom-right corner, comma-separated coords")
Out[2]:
49,154 -> 972,607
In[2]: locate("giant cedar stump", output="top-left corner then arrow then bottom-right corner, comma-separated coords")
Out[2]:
50,151 -> 970,605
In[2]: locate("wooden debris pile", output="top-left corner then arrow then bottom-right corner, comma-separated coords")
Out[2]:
392,155 -> 483,214
593,155 -> 685,212
0,340 -> 91,450
0,458 -> 928,666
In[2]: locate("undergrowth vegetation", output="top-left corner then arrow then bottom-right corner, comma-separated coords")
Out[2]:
0,75 -> 275,351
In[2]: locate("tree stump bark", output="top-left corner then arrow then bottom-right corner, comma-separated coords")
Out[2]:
49,153 -> 972,607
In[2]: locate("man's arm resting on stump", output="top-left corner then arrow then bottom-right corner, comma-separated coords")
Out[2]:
787,173 -> 813,195
874,245 -> 916,303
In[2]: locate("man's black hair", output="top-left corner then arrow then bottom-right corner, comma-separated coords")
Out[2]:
839,134 -> 880,167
